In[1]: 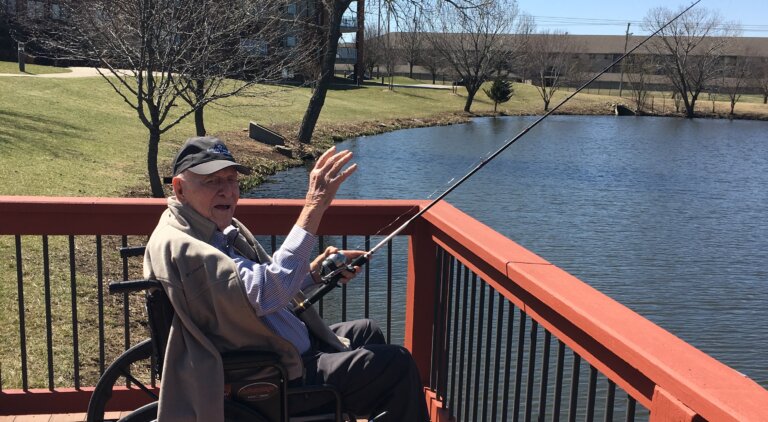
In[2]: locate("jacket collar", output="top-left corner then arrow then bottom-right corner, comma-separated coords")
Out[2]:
166,197 -> 261,261
167,196 -> 218,244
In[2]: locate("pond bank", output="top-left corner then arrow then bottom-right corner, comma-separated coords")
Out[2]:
121,100 -> 767,198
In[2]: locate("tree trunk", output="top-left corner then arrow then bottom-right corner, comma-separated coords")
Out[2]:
194,79 -> 206,136
194,107 -> 206,136
147,128 -> 164,198
464,86 -> 479,112
763,93 -> 767,104
409,63 -> 413,79
684,97 -> 696,118
297,1 -> 350,144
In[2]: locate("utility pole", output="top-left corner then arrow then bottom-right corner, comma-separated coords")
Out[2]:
356,0 -> 365,85
377,0 -> 382,79
386,2 -> 393,90
618,22 -> 631,97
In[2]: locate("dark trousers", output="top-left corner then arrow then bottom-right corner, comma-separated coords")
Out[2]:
302,319 -> 429,422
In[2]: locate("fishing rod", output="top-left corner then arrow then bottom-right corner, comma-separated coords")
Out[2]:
294,0 -> 701,314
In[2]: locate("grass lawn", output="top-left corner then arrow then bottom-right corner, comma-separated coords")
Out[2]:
0,72 -> 566,197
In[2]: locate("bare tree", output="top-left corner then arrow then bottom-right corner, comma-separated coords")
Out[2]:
363,23 -> 385,78
525,30 -> 577,111
753,60 -> 768,104
21,0 -> 302,197
720,56 -> 752,117
427,0 -> 527,112
643,6 -> 737,118
421,44 -> 447,84
625,54 -> 657,113
397,3 -> 425,79
297,0 -> 488,143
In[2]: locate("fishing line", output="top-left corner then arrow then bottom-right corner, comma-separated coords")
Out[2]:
294,0 -> 702,313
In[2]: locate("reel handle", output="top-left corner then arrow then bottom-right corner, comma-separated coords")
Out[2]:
293,253 -> 368,314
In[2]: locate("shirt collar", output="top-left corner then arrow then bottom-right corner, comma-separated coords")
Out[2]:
212,225 -> 239,254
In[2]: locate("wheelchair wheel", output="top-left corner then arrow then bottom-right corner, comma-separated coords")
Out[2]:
117,401 -> 157,422
87,339 -> 156,422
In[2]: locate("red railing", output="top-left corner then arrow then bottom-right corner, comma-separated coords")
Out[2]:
0,196 -> 766,421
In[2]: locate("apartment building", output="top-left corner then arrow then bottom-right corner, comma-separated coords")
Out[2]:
1,0 -> 366,77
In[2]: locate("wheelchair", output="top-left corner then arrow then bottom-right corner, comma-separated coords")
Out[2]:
86,246 -> 349,422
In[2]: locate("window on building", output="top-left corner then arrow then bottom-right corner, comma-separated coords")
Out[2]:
240,38 -> 268,56
286,3 -> 296,16
51,3 -> 62,20
27,0 -> 45,19
286,35 -> 297,47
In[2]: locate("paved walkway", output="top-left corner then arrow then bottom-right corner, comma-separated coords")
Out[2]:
2,68 -> 456,91
0,67 -> 126,78
362,81 -> 453,90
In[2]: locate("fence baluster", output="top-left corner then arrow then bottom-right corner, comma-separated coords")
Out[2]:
568,353 -> 582,422
586,365 -> 598,422
15,235 -> 29,391
491,293 -> 505,422
525,321 -> 539,422
514,308 -> 528,421
69,235 -> 80,389
552,340 -> 566,422
43,235 -> 54,390
481,288 -> 495,421
539,330 -> 552,422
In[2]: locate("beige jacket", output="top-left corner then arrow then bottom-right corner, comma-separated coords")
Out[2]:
144,198 -> 306,422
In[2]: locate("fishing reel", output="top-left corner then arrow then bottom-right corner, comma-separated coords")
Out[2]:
293,252 -> 369,314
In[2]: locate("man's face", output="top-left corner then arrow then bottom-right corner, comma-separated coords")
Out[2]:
174,167 -> 240,230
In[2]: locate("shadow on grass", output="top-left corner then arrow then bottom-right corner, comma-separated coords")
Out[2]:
327,83 -> 365,91
0,108 -> 86,151
387,89 -> 434,101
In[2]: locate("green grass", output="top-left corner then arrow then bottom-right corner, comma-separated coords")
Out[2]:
0,74 -> 505,196
0,61 -> 72,75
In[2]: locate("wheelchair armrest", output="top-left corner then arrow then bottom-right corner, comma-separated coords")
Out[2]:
108,279 -> 162,294
222,350 -> 281,367
119,246 -> 146,258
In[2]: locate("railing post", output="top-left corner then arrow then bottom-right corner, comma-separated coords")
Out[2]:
649,386 -> 698,422
404,218 -> 437,384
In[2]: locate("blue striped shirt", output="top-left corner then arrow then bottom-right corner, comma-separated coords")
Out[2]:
211,225 -> 316,354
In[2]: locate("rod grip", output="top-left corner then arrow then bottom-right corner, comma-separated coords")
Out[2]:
293,255 -> 368,314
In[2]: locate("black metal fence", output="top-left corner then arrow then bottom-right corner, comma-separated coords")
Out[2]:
0,233 -> 406,392
429,247 -> 650,422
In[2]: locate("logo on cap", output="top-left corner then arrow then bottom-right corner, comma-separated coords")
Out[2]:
208,144 -> 233,158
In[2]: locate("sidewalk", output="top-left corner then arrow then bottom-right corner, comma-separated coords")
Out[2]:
0,67 -> 124,78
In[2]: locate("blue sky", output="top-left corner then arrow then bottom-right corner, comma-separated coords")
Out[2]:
515,0 -> 768,36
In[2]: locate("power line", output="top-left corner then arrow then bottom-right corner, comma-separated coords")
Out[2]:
528,15 -> 768,33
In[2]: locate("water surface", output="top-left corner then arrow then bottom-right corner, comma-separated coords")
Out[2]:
248,115 -> 768,388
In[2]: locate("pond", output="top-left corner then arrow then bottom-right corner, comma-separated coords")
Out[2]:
247,115 -> 768,388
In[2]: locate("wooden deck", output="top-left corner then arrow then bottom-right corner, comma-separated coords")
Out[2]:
0,413 -> 128,421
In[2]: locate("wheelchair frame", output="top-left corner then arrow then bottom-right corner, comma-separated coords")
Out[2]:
86,246 -> 346,422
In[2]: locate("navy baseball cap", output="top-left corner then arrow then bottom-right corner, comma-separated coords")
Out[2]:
172,136 -> 252,176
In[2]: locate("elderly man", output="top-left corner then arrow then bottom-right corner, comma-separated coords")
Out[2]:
144,136 -> 428,422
